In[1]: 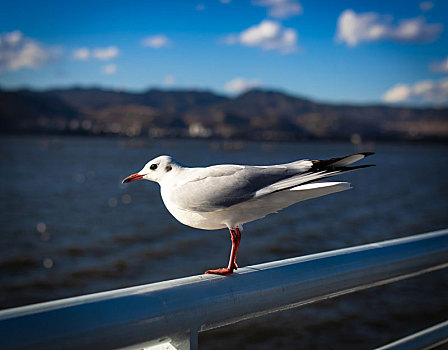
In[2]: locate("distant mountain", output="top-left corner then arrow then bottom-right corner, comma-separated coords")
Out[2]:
0,89 -> 79,132
1,87 -> 447,141
45,88 -> 226,113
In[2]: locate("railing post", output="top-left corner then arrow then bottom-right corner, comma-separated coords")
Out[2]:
189,328 -> 198,350
169,328 -> 198,350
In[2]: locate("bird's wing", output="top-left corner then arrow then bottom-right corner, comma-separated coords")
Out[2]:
168,161 -> 312,212
168,152 -> 374,213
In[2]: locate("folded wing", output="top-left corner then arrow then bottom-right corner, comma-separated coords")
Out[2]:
170,153 -> 374,212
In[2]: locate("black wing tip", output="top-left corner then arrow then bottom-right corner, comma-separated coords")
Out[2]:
311,152 -> 375,172
344,164 -> 375,170
314,151 -> 375,163
341,151 -> 375,159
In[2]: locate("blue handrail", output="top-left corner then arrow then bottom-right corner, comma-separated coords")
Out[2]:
1,229 -> 447,350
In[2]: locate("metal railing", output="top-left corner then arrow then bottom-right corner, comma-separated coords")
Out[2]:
374,319 -> 448,350
1,229 -> 447,350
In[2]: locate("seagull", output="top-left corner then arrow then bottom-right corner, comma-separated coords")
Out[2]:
122,152 -> 374,275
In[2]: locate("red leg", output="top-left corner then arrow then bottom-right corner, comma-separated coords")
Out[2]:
230,227 -> 241,269
206,227 -> 242,276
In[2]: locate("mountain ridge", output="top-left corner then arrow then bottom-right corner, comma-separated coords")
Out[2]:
1,87 -> 447,141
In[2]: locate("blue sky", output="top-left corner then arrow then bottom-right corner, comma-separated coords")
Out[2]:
0,0 -> 447,105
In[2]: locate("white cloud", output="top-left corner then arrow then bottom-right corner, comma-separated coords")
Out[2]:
0,30 -> 59,73
4,31 -> 22,45
430,56 -> 448,73
382,84 -> 412,103
72,46 -> 119,61
420,1 -> 434,11
164,75 -> 176,85
336,10 -> 443,47
101,63 -> 117,75
382,78 -> 448,105
252,0 -> 302,19
141,35 -> 171,49
393,17 -> 442,42
224,77 -> 261,94
93,46 -> 119,60
225,20 -> 298,54
196,4 -> 205,11
72,47 -> 90,60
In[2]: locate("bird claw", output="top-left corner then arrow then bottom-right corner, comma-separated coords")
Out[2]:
205,267 -> 234,276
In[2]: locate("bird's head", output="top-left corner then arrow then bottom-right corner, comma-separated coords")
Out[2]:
122,155 -> 179,184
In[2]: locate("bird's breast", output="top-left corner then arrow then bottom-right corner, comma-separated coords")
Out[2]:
160,186 -> 226,230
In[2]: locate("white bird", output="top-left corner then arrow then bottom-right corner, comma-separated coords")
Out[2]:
122,152 -> 374,275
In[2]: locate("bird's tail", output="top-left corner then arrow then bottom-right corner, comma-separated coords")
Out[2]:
260,181 -> 352,214
290,181 -> 351,197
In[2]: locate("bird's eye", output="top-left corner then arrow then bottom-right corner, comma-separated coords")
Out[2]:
150,164 -> 158,170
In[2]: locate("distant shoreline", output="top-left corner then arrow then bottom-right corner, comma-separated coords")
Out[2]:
1,87 -> 447,143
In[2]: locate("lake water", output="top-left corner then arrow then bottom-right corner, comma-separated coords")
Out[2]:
1,136 -> 447,349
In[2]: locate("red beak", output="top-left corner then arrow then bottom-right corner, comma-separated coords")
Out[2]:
122,173 -> 144,184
